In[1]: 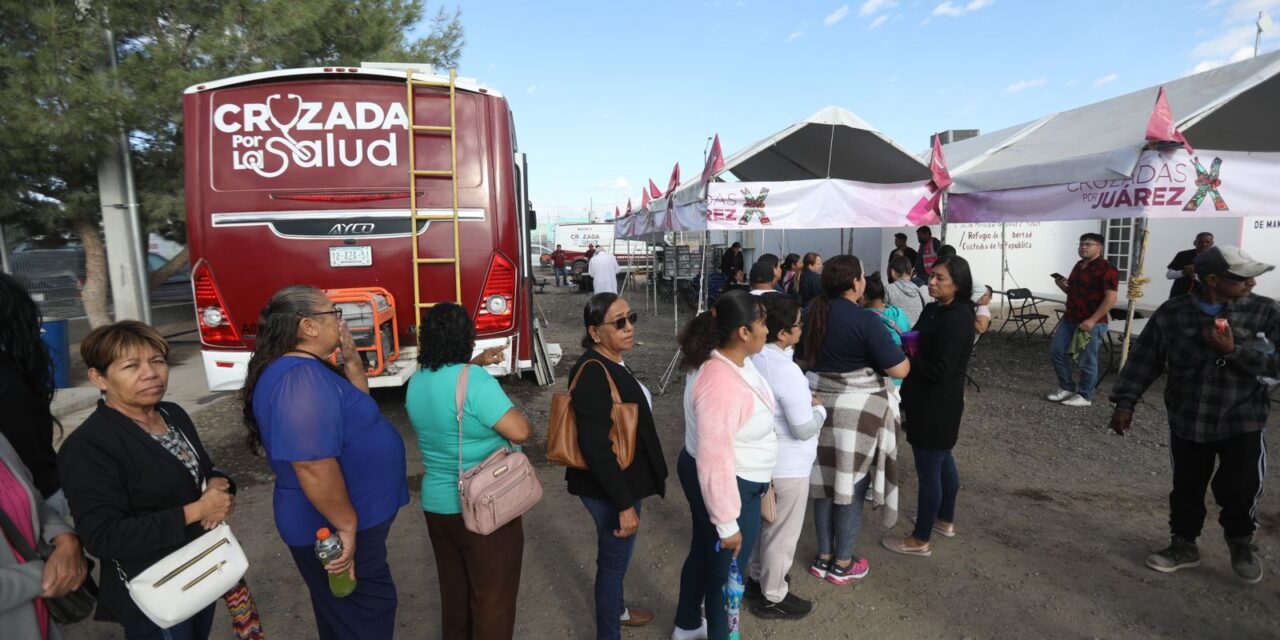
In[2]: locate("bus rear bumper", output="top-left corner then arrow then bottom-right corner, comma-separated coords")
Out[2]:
201,350 -> 252,391
199,336 -> 521,391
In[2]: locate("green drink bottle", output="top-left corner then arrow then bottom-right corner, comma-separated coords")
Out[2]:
314,528 -> 357,597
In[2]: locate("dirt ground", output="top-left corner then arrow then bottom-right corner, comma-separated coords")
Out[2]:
63,272 -> 1280,639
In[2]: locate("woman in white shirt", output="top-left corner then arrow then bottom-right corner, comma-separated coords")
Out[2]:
744,294 -> 826,621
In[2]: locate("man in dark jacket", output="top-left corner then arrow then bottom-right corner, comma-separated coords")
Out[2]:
1110,246 -> 1279,584
1165,232 -> 1214,297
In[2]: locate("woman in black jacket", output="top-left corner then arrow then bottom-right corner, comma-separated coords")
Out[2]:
881,255 -> 976,558
568,293 -> 667,639
58,322 -> 236,639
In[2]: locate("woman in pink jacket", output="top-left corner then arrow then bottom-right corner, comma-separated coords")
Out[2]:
671,290 -> 776,640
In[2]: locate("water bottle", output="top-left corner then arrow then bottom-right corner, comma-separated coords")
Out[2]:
724,557 -> 745,640
314,528 -> 357,597
1254,332 -> 1279,386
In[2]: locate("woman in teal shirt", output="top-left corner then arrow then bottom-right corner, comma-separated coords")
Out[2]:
405,303 -> 530,640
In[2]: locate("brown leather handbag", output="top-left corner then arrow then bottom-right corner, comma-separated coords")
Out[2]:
547,359 -> 638,470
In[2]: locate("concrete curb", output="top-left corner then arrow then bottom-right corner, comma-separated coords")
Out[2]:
52,387 -> 100,419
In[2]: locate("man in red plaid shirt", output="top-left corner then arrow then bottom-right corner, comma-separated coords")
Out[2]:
1046,233 -> 1118,408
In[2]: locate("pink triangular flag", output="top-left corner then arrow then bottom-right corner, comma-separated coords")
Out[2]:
1145,87 -> 1195,155
929,133 -> 952,191
641,188 -> 651,208
666,163 -> 681,196
702,134 -> 725,186
648,179 -> 662,199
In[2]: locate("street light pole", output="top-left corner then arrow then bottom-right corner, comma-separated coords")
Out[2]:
80,1 -> 152,324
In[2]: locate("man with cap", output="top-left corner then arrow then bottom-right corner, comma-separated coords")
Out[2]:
1110,246 -> 1280,584
720,242 -> 745,277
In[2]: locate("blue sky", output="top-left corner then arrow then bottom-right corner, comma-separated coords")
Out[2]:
450,0 -> 1278,226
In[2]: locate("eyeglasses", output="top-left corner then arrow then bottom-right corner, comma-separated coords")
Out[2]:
304,308 -> 343,320
1079,242 -> 1100,247
604,312 -> 639,330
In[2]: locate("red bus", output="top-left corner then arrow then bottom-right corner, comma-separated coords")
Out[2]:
183,64 -> 551,391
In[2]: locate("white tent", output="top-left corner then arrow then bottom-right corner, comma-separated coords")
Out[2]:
945,49 -> 1280,223
618,106 -> 934,240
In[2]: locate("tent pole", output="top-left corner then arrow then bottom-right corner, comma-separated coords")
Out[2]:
1120,226 -> 1151,370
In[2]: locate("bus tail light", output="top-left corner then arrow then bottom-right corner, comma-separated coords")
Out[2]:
193,261 -> 243,346
475,254 -> 515,333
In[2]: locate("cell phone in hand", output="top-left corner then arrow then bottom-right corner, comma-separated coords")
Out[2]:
1051,273 -> 1065,281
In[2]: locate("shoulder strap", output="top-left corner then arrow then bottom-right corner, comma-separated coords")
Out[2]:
568,357 -> 623,404
0,502 -> 38,561
456,365 -> 472,485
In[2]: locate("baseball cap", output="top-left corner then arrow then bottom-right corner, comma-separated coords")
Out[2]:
749,261 -> 776,284
1193,246 -> 1274,279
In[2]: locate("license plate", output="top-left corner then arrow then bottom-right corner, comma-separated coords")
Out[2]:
329,246 -> 372,267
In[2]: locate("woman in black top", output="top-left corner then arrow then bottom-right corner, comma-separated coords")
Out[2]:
568,293 -> 667,639
798,252 -> 824,307
0,273 -> 64,515
58,322 -> 235,639
882,255 -> 976,558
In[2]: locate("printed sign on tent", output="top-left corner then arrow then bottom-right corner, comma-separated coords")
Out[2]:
705,179 -> 933,230
948,150 -> 1280,223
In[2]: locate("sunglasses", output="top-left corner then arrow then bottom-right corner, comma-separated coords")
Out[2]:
603,312 -> 639,330
305,308 -> 343,320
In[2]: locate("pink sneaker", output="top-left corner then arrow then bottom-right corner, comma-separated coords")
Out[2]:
824,558 -> 870,585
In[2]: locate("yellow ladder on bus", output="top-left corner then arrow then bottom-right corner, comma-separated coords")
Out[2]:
406,68 -> 462,318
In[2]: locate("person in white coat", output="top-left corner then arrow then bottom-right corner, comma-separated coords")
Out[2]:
589,248 -> 621,294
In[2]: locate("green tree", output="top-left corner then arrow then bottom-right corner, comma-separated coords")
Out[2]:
0,0 -> 463,326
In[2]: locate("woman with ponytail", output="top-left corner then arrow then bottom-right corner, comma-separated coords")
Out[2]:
800,255 -> 909,586
671,290 -> 775,640
241,285 -> 408,640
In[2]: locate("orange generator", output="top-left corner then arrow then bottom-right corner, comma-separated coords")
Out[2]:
325,287 -> 400,376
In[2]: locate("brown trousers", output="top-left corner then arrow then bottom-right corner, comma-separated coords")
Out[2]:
423,511 -> 524,640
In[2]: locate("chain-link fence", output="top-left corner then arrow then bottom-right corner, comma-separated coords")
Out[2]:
4,246 -> 192,320
8,247 -> 87,319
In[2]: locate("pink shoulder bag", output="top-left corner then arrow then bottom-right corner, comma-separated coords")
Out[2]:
455,365 -> 543,535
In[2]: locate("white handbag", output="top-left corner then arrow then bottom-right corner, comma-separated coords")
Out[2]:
120,522 -> 249,628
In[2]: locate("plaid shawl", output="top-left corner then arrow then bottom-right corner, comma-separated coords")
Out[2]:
807,368 -> 900,528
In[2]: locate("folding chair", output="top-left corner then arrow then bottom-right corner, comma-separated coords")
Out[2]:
707,272 -> 727,306
966,333 -> 983,393
998,288 -> 1050,339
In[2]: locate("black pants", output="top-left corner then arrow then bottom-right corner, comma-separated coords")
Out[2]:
1169,431 -> 1267,540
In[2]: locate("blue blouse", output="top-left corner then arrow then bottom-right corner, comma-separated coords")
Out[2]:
252,356 -> 409,546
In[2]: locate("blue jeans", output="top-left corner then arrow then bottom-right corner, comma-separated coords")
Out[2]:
812,475 -> 870,562
580,496 -> 643,640
122,603 -> 216,640
674,449 -> 767,640
1050,321 -> 1108,400
912,446 -> 959,542
555,266 -> 569,286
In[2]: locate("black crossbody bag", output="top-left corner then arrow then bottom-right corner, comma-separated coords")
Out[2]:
0,506 -> 98,623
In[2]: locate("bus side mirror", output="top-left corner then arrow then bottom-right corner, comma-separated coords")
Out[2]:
527,205 -> 536,230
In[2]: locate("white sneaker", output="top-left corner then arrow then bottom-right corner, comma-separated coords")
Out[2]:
672,618 -> 708,640
1061,394 -> 1092,407
1046,389 -> 1074,402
